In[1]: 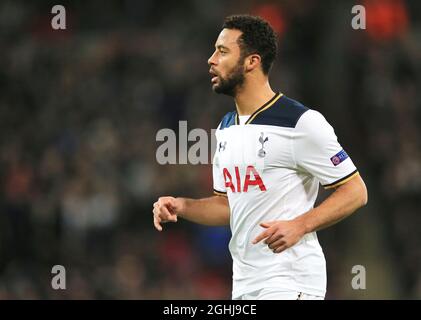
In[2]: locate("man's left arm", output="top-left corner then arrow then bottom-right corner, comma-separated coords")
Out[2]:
253,173 -> 367,252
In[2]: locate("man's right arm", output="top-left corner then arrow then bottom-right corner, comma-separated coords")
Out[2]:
152,195 -> 230,231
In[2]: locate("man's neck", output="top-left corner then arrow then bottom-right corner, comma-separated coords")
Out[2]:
234,80 -> 276,116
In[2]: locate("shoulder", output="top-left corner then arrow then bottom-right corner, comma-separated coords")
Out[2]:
295,109 -> 338,147
217,111 -> 236,130
296,109 -> 333,133
252,95 -> 309,128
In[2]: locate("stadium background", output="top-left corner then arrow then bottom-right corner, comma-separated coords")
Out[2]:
0,0 -> 420,299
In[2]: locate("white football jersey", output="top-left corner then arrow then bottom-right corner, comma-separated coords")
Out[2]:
212,92 -> 359,298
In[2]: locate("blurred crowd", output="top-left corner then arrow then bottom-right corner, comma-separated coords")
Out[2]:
0,0 -> 420,299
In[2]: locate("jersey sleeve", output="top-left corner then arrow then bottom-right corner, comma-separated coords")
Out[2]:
293,110 -> 359,189
212,123 -> 227,196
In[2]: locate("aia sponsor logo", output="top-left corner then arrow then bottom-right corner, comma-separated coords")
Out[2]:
223,165 -> 266,192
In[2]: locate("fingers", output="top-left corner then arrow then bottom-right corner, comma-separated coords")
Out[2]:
160,204 -> 177,222
152,204 -> 162,231
252,229 -> 273,244
254,220 -> 292,253
253,221 -> 278,244
267,238 -> 286,250
264,232 -> 282,245
153,215 -> 162,231
273,245 -> 288,254
159,197 -> 176,212
253,229 -> 288,253
259,221 -> 275,228
152,197 -> 178,231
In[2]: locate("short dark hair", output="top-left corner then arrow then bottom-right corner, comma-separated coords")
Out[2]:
222,14 -> 277,75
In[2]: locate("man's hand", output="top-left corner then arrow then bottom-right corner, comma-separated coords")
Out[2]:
252,220 -> 306,253
152,196 -> 185,231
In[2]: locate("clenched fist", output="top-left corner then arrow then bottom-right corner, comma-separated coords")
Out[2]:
152,196 -> 185,231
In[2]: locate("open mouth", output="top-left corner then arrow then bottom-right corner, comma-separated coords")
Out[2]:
209,70 -> 219,84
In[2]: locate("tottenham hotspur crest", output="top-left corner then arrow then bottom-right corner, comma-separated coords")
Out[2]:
258,133 -> 268,158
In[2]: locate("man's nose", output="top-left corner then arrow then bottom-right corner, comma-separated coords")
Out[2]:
208,51 -> 217,66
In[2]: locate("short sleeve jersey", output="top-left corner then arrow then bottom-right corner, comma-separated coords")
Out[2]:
212,93 -> 358,298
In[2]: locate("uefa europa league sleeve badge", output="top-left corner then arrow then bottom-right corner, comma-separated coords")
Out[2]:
258,132 -> 268,158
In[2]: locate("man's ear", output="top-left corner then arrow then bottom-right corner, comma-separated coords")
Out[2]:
245,54 -> 261,72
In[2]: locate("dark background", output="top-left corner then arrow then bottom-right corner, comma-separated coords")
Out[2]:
0,0 -> 420,299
